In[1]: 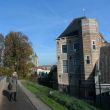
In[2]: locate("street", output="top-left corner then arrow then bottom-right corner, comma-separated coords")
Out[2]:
0,79 -> 37,110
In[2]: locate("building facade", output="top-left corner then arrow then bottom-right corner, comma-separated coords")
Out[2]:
56,17 -> 106,99
32,66 -> 51,75
95,44 -> 110,107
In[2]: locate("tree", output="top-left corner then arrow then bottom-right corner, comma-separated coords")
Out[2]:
4,32 -> 33,78
0,34 -> 4,67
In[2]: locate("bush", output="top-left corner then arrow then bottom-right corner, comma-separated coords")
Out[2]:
57,98 -> 66,105
48,91 -> 99,110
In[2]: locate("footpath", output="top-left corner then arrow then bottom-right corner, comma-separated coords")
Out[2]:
18,80 -> 51,110
0,78 -> 51,110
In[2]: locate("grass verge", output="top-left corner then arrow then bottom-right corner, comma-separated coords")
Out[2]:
22,80 -> 68,110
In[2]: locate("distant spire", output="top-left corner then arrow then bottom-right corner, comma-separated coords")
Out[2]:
82,8 -> 86,16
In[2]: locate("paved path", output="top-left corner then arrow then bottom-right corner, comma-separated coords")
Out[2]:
0,78 -> 37,110
0,78 -> 51,110
18,81 -> 51,110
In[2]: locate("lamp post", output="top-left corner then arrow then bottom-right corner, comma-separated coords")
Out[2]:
98,71 -> 101,105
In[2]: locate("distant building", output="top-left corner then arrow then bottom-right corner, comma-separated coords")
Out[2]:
32,65 -> 51,75
28,53 -> 38,66
56,17 -> 106,99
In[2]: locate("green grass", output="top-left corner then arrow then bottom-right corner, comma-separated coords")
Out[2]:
22,80 -> 68,110
22,80 -> 100,110
40,95 -> 68,110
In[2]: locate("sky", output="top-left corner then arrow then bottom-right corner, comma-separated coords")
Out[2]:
0,0 -> 110,65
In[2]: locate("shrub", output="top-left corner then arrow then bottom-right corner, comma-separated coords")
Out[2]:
48,91 -> 99,110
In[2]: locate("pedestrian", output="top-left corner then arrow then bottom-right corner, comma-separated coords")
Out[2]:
8,71 -> 18,101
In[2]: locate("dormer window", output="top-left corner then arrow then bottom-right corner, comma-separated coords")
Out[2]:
63,60 -> 68,73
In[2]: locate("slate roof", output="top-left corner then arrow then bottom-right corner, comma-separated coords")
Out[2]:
57,16 -> 86,38
99,33 -> 107,43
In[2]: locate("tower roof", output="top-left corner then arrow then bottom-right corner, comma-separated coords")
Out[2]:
57,17 -> 87,38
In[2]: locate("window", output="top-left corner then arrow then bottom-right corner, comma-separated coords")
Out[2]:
62,45 -> 67,53
73,43 -> 80,52
73,59 -> 80,73
57,41 -> 59,45
69,59 -> 80,73
86,56 -> 90,64
92,40 -> 96,50
69,44 -> 73,52
57,56 -> 60,61
63,60 -> 68,73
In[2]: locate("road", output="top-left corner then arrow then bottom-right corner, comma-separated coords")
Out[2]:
0,79 -> 37,110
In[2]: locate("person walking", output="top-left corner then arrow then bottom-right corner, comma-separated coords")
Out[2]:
8,72 -> 18,101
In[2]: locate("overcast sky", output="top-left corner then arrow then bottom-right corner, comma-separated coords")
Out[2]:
0,0 -> 110,65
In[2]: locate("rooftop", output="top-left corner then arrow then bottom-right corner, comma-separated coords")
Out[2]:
57,16 -> 87,38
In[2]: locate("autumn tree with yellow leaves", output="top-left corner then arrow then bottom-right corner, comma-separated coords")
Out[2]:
4,32 -> 33,78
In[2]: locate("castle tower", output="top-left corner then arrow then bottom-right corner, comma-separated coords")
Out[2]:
56,17 -> 106,98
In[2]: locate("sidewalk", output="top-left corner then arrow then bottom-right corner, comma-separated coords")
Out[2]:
18,80 -> 51,110
0,78 -> 37,110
